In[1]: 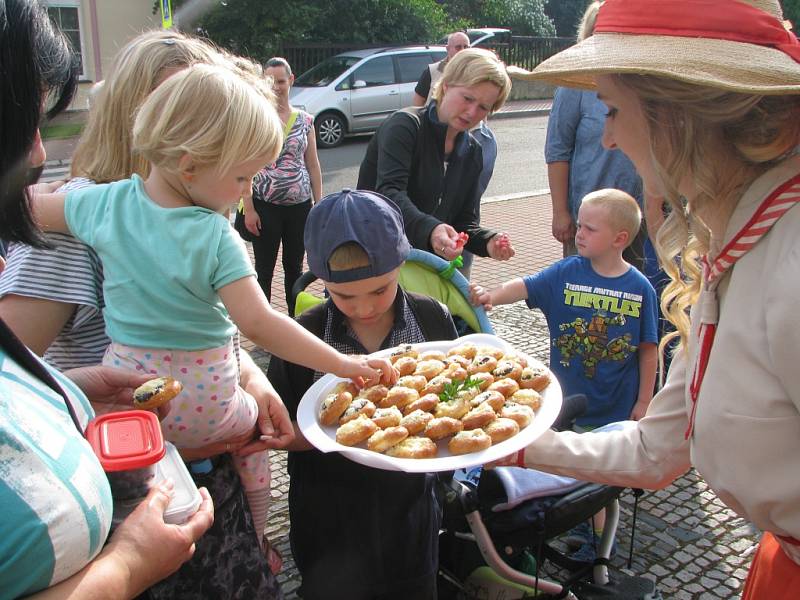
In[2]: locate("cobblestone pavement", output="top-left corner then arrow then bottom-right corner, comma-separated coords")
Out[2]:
243,195 -> 759,599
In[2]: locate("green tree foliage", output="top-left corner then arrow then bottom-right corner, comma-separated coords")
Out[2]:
160,0 -> 451,62
441,0 -> 555,36
545,0 -> 588,38
192,1 -> 320,60
306,0 -> 451,44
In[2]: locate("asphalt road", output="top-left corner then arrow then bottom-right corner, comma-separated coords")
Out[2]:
318,113 -> 550,200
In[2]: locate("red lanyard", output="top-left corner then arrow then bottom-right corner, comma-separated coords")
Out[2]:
685,173 -> 800,439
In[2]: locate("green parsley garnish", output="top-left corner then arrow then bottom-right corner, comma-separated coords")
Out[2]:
438,376 -> 482,403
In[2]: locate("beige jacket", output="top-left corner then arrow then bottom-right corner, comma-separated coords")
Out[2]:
523,155 -> 800,550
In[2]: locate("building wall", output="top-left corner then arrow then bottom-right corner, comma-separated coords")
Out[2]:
46,0 -> 162,111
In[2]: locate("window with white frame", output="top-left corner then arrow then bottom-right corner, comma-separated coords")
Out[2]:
45,1 -> 85,77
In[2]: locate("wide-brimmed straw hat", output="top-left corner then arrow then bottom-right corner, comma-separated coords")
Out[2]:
512,0 -> 800,95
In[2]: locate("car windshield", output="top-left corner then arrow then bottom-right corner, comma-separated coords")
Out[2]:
294,56 -> 361,87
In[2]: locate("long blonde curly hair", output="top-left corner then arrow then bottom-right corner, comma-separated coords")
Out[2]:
615,74 -> 800,353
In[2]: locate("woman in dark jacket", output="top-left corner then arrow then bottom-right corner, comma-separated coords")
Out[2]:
357,48 -> 515,273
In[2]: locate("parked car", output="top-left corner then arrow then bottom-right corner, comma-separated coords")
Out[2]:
437,28 -> 512,48
290,45 -> 446,149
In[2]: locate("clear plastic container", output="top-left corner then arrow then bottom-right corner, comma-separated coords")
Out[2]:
85,410 -> 166,500
111,442 -> 203,525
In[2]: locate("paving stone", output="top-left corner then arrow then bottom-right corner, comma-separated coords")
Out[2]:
636,511 -> 668,531
685,582 -> 706,594
660,575 -> 681,590
653,531 -> 680,548
669,525 -> 704,544
725,577 -> 742,590
705,569 -> 728,581
648,564 -> 670,578
701,575 -> 725,589
676,569 -> 696,583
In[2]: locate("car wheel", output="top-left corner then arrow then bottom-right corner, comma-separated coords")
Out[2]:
316,112 -> 345,149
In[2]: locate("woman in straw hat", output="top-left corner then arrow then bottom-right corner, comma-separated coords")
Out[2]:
504,0 -> 800,595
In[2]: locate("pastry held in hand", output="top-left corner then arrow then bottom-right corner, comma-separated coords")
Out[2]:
133,377 -> 183,410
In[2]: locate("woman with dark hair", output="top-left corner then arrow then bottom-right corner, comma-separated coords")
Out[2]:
0,1 -> 213,597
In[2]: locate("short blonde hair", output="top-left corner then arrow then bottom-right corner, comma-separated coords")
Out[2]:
433,48 -> 511,114
71,30 -> 224,183
132,63 -> 283,175
327,242 -> 370,272
580,188 -> 642,248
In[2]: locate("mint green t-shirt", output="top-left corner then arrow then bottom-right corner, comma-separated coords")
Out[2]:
65,175 -> 255,350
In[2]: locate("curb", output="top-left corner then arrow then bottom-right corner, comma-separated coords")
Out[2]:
492,107 -> 551,120
483,189 -> 550,204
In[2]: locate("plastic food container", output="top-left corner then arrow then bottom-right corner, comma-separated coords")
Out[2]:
111,442 -> 203,526
85,410 -> 166,500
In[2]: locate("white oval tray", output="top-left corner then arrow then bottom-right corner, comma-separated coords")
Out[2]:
297,333 -> 562,473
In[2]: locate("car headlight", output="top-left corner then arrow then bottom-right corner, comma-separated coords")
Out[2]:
294,104 -> 306,112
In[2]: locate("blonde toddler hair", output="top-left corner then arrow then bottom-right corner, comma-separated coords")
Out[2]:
71,30 -> 224,183
580,188 -> 641,249
432,48 -> 511,114
133,63 -> 283,176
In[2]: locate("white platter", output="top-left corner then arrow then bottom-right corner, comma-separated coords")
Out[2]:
297,333 -> 562,473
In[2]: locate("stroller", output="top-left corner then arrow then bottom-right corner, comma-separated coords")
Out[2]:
292,248 -> 494,334
437,398 -> 661,600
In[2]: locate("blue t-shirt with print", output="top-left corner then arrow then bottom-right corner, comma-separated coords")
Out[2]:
524,256 -> 658,426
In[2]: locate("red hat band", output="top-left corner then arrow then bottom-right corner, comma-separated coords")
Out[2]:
595,0 -> 800,64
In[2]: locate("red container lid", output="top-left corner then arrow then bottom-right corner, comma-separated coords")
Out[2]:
85,410 -> 166,472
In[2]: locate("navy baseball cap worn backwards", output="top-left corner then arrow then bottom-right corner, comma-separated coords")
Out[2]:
305,188 -> 411,284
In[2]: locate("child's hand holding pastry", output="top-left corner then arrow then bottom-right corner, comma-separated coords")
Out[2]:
337,355 -> 398,388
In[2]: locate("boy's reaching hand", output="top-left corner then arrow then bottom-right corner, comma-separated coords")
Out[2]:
337,355 -> 398,388
469,283 -> 494,310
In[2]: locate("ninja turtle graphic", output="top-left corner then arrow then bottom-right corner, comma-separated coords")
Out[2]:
555,311 -> 635,378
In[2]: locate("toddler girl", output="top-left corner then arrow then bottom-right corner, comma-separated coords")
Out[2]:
34,63 -> 395,545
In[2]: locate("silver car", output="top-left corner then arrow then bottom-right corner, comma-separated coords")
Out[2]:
291,45 -> 446,149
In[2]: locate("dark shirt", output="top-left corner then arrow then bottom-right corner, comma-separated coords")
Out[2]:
267,290 -> 457,600
414,64 -> 433,99
357,104 -> 496,257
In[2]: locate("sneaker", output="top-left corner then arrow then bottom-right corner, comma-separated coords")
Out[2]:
567,536 -> 618,565
562,521 -> 594,550
568,540 -> 599,564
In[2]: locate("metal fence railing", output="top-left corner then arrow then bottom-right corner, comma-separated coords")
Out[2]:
278,36 -> 575,77
485,36 -> 574,72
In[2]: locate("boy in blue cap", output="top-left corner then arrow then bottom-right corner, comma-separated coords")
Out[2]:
267,189 -> 458,600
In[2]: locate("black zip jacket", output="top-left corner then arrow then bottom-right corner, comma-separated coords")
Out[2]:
357,103 -> 497,256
